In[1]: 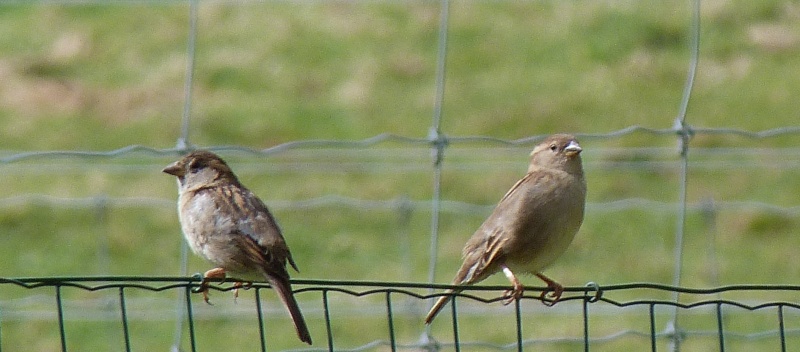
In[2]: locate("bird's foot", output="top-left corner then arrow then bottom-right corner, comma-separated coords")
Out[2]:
501,265 -> 524,305
232,281 -> 253,303
536,273 -> 564,306
501,284 -> 524,305
195,267 -> 227,305
191,280 -> 213,305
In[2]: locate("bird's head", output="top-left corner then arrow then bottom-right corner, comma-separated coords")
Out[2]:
528,134 -> 583,174
163,150 -> 238,188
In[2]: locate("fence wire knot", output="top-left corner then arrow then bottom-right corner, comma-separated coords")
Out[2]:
673,117 -> 695,157
189,272 -> 204,292
419,331 -> 441,352
427,127 -> 449,166
664,319 -> 687,348
584,281 -> 602,303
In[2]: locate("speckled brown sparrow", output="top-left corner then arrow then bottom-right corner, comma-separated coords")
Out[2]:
425,134 -> 586,324
163,150 -> 312,345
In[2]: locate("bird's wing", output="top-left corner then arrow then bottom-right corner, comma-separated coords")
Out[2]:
455,226 -> 510,285
454,171 -> 546,284
228,231 -> 292,281
223,185 -> 301,273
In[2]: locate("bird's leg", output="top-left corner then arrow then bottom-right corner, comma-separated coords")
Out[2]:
535,272 -> 564,306
501,265 -> 524,305
196,267 -> 227,305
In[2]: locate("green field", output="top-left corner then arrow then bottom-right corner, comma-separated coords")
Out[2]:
1,0 -> 800,350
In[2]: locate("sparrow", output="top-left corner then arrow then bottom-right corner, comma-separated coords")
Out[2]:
163,150 -> 312,345
425,134 -> 586,324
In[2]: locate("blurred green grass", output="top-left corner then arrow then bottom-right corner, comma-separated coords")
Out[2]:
1,0 -> 800,350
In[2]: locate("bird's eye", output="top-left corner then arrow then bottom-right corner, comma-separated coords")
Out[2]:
549,144 -> 558,152
188,159 -> 205,173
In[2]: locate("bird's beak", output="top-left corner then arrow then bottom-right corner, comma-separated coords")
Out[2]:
564,140 -> 582,155
162,162 -> 183,177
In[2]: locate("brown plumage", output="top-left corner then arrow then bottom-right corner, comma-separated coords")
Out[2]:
163,150 -> 312,345
425,134 -> 586,324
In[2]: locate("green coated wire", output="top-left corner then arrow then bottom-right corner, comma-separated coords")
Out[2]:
778,305 -> 786,352
6,277 -> 800,294
386,292 -> 397,351
716,303 -> 725,351
323,290 -> 334,352
119,287 -> 131,352
55,285 -> 67,352
255,288 -> 267,352
514,299 -> 522,352
3,278 -> 800,351
183,286 -> 197,352
450,298 -> 459,352
649,304 -> 657,352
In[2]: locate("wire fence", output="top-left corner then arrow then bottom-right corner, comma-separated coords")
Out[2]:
2,0 -> 800,351
2,277 -> 800,351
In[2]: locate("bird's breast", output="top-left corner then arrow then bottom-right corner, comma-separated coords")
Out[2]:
507,173 -> 586,272
178,191 -> 230,261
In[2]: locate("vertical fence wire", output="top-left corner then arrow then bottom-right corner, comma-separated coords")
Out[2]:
55,285 -> 67,352
94,196 -> 111,275
322,289 -> 334,352
778,305 -> 787,352
172,245 -> 191,352
183,285 -> 198,352
514,299 -> 523,352
386,292 -> 397,351
177,0 -> 197,151
583,295 -> 590,352
255,288 -> 268,352
425,0 -> 451,343
118,287 -> 132,352
425,0 -> 451,289
172,1 -> 198,351
650,304 -> 658,352
450,298 -> 460,352
716,303 -> 726,351
669,0 -> 701,350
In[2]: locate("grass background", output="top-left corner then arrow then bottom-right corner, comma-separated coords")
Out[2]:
1,0 -> 800,351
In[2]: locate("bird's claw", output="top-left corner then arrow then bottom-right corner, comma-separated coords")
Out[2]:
501,281 -> 525,305
538,282 -> 564,307
232,281 -> 253,303
501,288 -> 523,305
194,282 -> 214,305
195,267 -> 227,305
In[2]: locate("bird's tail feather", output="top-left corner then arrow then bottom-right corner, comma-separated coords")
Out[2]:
265,276 -> 313,345
424,289 -> 461,324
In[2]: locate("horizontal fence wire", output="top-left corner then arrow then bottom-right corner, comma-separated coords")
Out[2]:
3,126 -> 800,163
2,195 -> 800,215
2,277 -> 800,352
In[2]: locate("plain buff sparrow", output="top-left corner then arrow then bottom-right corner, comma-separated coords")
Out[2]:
425,134 -> 586,324
163,150 -> 312,344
